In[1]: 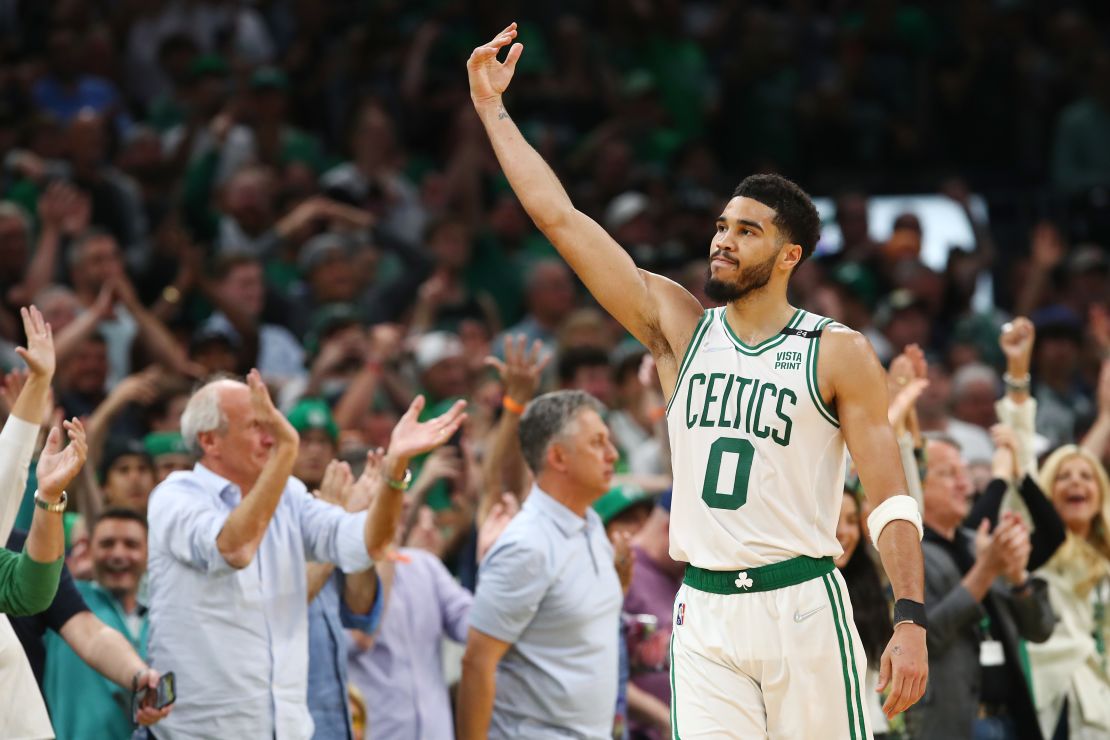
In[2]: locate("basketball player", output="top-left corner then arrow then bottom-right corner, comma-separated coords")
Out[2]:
467,23 -> 928,739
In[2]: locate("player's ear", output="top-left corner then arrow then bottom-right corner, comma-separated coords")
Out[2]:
779,242 -> 802,271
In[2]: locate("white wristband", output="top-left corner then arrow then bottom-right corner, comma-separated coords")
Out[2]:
867,494 -> 923,547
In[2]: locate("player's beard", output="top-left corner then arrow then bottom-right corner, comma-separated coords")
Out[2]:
704,251 -> 777,304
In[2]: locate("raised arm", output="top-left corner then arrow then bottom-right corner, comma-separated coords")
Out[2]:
215,371 -> 299,568
479,334 -> 546,522
466,24 -> 702,390
364,395 -> 468,559
822,328 -> 927,719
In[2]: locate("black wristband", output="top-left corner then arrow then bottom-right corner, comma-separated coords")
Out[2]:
893,598 -> 927,630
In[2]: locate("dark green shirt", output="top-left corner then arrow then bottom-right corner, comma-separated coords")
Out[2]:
0,547 -> 63,616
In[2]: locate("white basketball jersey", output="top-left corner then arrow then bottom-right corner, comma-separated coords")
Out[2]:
666,307 -> 846,569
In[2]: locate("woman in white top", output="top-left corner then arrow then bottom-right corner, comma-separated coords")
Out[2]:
1025,444 -> 1110,740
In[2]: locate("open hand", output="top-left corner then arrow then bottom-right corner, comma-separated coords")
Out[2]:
16,306 -> 55,379
386,395 -> 468,461
247,369 -> 298,448
35,418 -> 88,498
485,334 -> 550,407
467,23 -> 523,105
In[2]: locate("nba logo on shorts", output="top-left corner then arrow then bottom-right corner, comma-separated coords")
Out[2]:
675,602 -> 685,626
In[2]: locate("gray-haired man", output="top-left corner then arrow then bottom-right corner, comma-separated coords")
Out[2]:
458,390 -> 624,739
145,372 -> 466,739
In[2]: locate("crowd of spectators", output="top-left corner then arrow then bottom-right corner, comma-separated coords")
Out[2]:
0,1 -> 1108,739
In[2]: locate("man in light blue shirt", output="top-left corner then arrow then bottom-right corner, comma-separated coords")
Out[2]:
146,372 -> 466,740
458,390 -> 624,739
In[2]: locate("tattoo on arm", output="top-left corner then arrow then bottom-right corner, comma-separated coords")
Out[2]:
893,646 -> 903,656
497,104 -> 509,120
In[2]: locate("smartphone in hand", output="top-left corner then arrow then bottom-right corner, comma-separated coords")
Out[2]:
132,671 -> 176,722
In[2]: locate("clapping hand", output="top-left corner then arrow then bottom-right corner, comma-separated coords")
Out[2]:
35,418 -> 88,500
247,369 -> 298,449
315,460 -> 354,508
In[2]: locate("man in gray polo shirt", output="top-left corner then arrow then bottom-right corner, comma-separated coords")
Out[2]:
458,390 -> 624,740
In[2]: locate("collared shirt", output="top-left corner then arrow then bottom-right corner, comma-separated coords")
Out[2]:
306,572 -> 383,740
348,547 -> 473,740
43,580 -> 147,740
469,486 -> 622,740
146,463 -> 373,740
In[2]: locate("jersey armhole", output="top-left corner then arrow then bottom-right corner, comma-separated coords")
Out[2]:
665,309 -> 713,417
805,317 -> 840,428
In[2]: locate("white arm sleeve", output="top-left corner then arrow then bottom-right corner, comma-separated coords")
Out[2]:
0,415 -> 41,542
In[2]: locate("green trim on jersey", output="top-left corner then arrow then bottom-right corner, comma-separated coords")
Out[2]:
669,632 -> 681,739
720,307 -> 804,356
665,311 -> 713,417
683,556 -> 834,594
805,316 -> 840,428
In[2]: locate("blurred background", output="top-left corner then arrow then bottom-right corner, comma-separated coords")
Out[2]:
0,3 -> 1109,740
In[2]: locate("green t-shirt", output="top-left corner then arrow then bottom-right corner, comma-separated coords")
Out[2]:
44,580 -> 149,740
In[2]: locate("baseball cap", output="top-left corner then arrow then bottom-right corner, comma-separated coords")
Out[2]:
592,483 -> 654,525
414,331 -> 464,372
143,431 -> 190,459
286,398 -> 339,443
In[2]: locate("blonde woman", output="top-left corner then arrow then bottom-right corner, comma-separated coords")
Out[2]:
1026,445 -> 1110,739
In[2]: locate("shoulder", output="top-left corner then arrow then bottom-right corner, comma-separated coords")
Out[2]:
819,322 -> 877,360
481,512 -> 553,575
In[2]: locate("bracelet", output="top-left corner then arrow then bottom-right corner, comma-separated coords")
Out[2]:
33,490 -> 67,513
387,468 -> 412,491
502,396 -> 525,415
893,598 -> 928,630
1002,372 -> 1030,391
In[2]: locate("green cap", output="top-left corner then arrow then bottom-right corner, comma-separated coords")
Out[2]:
592,483 -> 654,525
144,432 -> 190,458
287,398 -> 338,443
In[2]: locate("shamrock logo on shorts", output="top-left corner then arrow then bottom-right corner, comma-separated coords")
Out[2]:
734,571 -> 754,590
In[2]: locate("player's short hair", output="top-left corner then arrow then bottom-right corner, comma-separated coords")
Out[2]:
732,174 -> 822,265
518,390 -> 606,474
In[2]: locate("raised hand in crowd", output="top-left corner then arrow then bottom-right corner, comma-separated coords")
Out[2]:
10,306 -> 56,426
25,418 -> 86,564
364,395 -> 467,559
315,460 -> 355,509
887,344 -> 929,438
999,317 -> 1035,403
251,369 -> 300,453
480,334 -> 549,521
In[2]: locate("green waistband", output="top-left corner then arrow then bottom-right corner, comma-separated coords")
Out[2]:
683,555 -> 835,594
